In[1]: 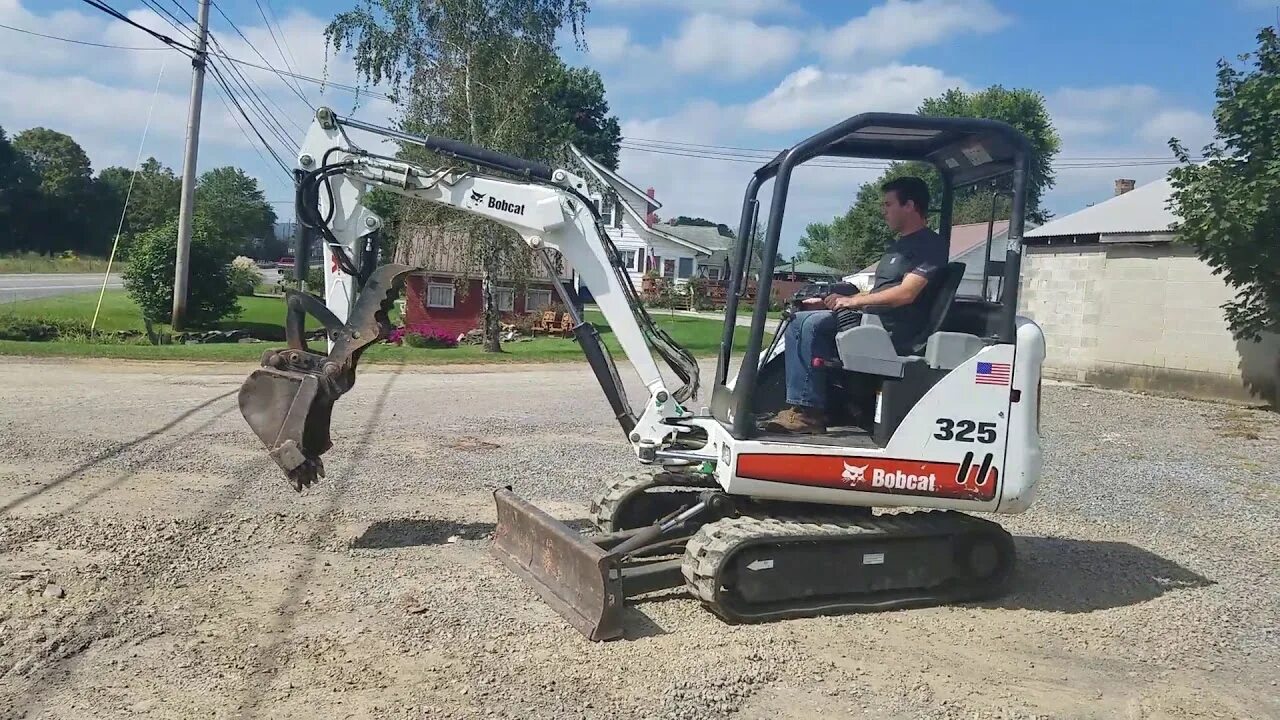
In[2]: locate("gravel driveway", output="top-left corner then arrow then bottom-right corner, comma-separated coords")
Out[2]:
0,358 -> 1276,719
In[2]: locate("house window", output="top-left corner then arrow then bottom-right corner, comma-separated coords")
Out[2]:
704,266 -> 721,280
494,286 -> 515,312
526,288 -> 553,311
662,259 -> 676,279
677,257 -> 694,279
426,282 -> 454,308
635,251 -> 646,271
619,249 -> 636,270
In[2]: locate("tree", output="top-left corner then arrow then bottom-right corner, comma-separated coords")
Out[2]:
538,61 -> 622,170
13,127 -> 103,255
797,86 -> 1061,271
327,0 -> 594,353
0,126 -> 40,253
1167,26 -> 1280,342
122,215 -> 239,328
96,158 -> 182,250
918,86 -> 1060,224
195,166 -> 277,256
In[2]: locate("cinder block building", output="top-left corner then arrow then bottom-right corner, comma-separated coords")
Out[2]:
1020,177 -> 1278,405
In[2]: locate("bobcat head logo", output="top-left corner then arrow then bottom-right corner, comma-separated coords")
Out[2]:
841,463 -> 868,485
469,190 -> 486,205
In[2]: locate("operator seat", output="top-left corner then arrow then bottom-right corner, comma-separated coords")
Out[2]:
834,261 -> 974,377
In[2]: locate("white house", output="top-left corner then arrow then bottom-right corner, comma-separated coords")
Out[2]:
569,146 -> 712,289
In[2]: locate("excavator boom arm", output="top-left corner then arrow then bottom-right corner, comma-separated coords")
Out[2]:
238,108 -> 696,490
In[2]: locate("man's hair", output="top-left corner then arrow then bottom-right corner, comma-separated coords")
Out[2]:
881,176 -> 930,216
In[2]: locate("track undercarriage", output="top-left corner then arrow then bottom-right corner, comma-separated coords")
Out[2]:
491,471 -> 1016,641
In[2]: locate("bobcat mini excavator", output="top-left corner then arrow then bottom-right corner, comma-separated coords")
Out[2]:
238,107 -> 1047,641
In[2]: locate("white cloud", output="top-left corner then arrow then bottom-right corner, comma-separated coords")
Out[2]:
1038,86 -> 1214,216
598,0 -> 799,17
587,14 -> 803,80
584,25 -> 634,63
818,0 -> 1011,61
1048,85 -> 1164,139
665,14 -> 803,77
0,0 -> 395,207
1137,109 -> 1215,147
745,64 -> 967,132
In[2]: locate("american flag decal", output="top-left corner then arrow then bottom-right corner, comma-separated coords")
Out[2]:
975,361 -> 1012,386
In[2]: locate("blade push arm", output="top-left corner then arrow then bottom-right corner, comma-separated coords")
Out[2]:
241,108 -> 696,488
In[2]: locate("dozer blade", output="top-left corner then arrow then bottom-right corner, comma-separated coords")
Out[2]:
237,263 -> 414,491
491,488 -> 625,642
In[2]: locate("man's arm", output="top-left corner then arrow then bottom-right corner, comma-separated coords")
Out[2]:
823,272 -> 929,311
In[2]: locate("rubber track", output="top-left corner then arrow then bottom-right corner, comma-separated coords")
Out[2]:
589,471 -> 719,532
681,510 -> 1013,623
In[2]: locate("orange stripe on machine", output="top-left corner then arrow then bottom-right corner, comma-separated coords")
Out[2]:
736,453 -> 999,501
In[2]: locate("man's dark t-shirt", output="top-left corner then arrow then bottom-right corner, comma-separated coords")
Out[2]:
865,227 -> 949,352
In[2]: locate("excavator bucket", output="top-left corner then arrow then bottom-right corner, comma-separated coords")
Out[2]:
491,488 -> 626,641
238,263 -> 413,491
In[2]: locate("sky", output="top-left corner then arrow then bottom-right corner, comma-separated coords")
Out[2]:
1,0 -> 1275,258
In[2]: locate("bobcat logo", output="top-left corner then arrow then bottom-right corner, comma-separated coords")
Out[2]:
841,462 -> 868,486
469,190 -> 486,205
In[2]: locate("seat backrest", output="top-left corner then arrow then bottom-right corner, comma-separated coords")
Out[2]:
907,261 -> 965,353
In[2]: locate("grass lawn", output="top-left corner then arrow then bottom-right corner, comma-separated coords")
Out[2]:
0,253 -> 119,274
0,291 -> 762,364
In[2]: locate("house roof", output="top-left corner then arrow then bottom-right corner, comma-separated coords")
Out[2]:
777,260 -> 845,277
568,144 -> 661,210
853,221 -> 1010,275
1025,176 -> 1178,238
657,223 -> 735,254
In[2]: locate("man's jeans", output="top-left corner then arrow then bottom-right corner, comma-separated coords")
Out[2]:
784,310 -> 837,409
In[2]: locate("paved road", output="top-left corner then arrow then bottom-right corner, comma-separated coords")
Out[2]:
0,273 -> 123,303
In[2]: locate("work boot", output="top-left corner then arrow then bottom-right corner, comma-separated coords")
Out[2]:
763,406 -> 826,434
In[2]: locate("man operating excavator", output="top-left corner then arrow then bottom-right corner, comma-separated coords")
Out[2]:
764,176 -> 950,434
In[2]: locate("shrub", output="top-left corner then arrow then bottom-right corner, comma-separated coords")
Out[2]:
389,322 -> 458,348
228,256 -> 262,296
122,216 -> 239,327
306,266 -> 325,297
0,315 -> 93,341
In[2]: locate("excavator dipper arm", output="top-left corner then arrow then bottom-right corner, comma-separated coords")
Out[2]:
238,107 -> 698,490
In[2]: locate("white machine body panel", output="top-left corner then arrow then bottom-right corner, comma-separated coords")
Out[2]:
699,318 -> 1045,515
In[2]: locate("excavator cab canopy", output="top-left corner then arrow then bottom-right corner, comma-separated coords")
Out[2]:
711,112 -> 1034,440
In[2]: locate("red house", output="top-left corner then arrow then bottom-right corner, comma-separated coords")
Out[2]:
397,225 -> 576,336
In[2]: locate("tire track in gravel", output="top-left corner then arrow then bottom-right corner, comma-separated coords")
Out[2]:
0,389 -> 236,515
229,364 -> 405,719
5,389 -> 272,715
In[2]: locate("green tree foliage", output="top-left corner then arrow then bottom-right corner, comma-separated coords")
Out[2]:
1167,26 -> 1280,342
195,166 -> 278,256
12,127 -> 109,255
0,126 -> 40,252
919,86 -> 1060,224
326,0 -> 595,352
96,158 -> 182,250
796,86 -> 1061,271
538,61 -> 622,170
123,216 -> 238,327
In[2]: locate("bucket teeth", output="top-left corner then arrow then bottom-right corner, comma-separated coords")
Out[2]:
237,263 -> 415,491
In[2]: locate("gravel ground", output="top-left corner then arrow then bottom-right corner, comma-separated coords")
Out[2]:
0,358 -> 1276,720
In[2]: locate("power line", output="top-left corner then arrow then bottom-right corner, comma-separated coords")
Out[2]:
0,21 -> 169,50
133,1 -> 301,151
251,0 -> 310,107
75,0 -> 195,53
208,0 -> 313,110
261,0 -> 302,83
207,60 -> 292,177
618,140 -> 1197,170
0,19 -> 396,105
622,135 -> 1200,163
213,80 -> 292,181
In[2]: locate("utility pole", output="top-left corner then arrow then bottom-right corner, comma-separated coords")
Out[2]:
171,0 -> 212,330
